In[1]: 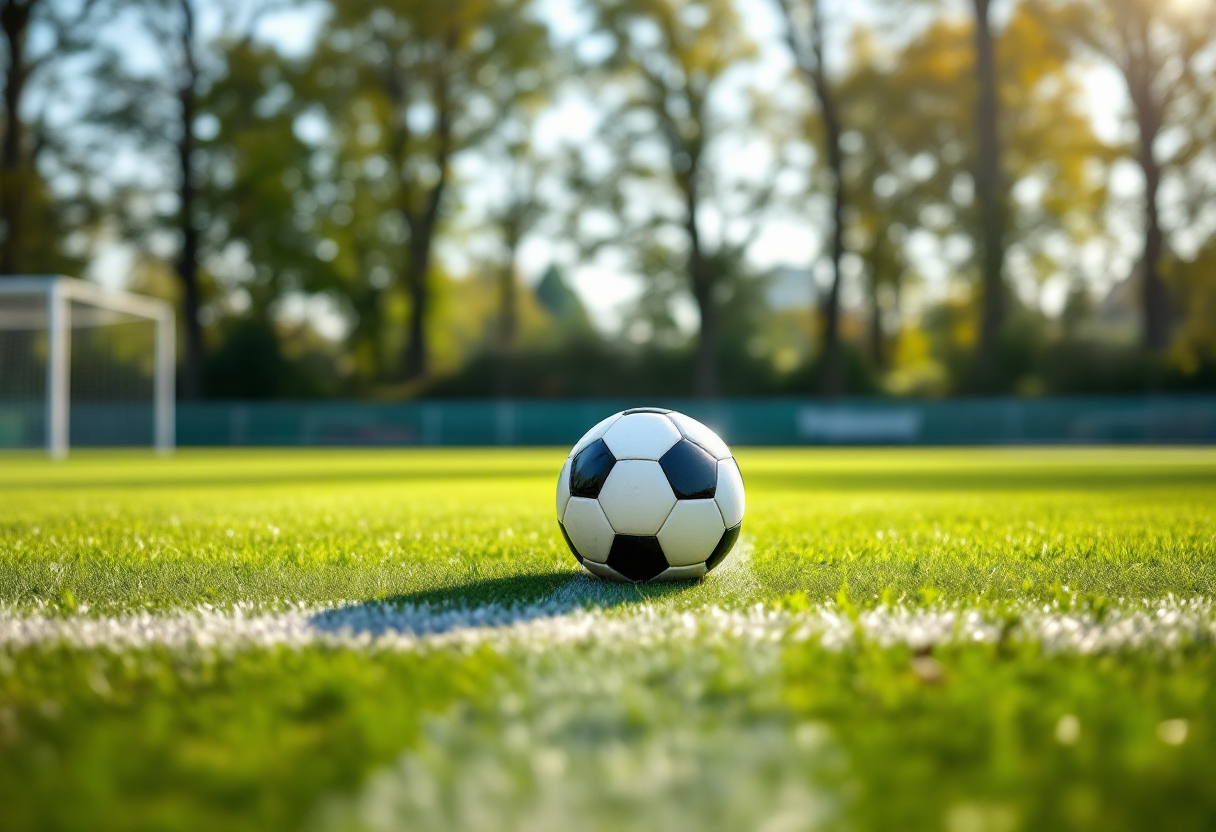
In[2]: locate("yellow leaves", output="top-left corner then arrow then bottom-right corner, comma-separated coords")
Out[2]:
597,0 -> 754,81
1167,244 -> 1216,372
896,324 -> 934,367
887,326 -> 951,397
999,2 -> 1072,91
952,304 -> 979,349
906,21 -> 973,88
840,1 -> 1115,292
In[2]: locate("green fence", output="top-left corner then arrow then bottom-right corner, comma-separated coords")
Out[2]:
175,397 -> 1216,447
0,402 -> 158,449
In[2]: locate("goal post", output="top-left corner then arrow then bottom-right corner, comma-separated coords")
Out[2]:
0,276 -> 175,457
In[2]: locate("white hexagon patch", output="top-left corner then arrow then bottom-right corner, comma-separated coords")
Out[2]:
667,412 -> 732,460
570,412 -> 624,458
655,563 -> 708,581
597,459 -> 677,535
657,499 -> 726,566
715,458 -> 745,528
556,457 -> 572,522
582,559 -> 630,582
562,496 -> 616,563
602,413 -> 681,460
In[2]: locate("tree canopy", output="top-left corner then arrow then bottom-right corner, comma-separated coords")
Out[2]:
2,0 -> 1214,398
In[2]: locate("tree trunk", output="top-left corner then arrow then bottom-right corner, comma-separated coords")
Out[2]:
971,0 -> 1006,391
682,181 -> 719,399
784,0 -> 846,398
400,60 -> 453,383
1126,33 -> 1169,353
495,228 -> 520,398
814,74 -> 845,399
868,274 -> 884,371
353,287 -> 384,384
402,187 -> 445,381
0,0 -> 34,276
690,255 -> 718,400
401,180 -> 446,381
402,233 -> 432,381
175,0 -> 203,400
817,138 -> 845,398
1139,145 -> 1168,353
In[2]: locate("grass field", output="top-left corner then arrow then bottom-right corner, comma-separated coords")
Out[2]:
2,447 -> 1216,831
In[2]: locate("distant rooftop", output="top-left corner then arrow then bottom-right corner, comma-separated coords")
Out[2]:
765,267 -> 818,311
535,265 -> 590,326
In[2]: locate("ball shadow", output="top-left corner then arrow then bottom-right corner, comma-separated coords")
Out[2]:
308,569 -> 697,638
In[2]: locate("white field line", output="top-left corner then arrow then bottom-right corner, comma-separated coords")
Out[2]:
2,594 -> 1215,654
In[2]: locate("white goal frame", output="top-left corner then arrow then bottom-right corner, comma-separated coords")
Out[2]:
0,276 -> 175,457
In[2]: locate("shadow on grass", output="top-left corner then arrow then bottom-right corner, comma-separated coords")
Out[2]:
308,570 -> 694,638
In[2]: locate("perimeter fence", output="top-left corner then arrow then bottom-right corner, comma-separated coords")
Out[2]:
172,397 -> 1216,447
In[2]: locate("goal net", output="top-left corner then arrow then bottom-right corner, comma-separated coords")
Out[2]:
0,277 -> 175,456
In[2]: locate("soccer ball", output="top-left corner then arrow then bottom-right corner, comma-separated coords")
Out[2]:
556,407 -> 744,582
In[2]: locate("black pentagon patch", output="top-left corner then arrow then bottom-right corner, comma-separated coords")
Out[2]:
570,439 -> 616,498
622,406 -> 671,415
607,535 -> 668,582
659,439 -> 718,499
704,522 -> 741,572
558,521 -> 584,564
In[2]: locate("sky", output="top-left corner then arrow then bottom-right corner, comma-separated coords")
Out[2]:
80,0 -> 1142,340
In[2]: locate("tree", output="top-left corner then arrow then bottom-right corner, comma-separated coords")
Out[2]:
487,137 -> 548,397
583,0 -> 771,399
1168,241 -> 1216,377
90,0 -> 290,399
0,0 -> 105,276
775,0 -> 848,396
1051,0 -> 1216,354
200,36 -> 320,320
140,0 -> 219,400
109,0 -> 208,400
835,8 -> 1108,391
313,0 -> 549,383
828,28 -> 918,376
968,0 -> 1006,389
847,0 -> 1009,389
465,48 -> 555,398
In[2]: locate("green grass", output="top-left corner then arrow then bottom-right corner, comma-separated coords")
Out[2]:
2,447 -> 1216,831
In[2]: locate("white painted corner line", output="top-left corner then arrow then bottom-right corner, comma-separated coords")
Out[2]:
1,593 -> 1214,655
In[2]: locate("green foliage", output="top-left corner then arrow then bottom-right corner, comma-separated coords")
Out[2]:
198,36 -> 324,316
305,0 -> 552,381
781,342 -> 882,396
5,0 -> 1211,397
0,0 -> 108,275
424,336 -> 794,398
202,317 -> 343,399
570,0 -> 776,394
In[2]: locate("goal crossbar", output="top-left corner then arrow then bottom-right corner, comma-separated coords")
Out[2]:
0,276 -> 175,457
